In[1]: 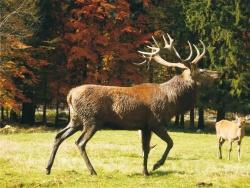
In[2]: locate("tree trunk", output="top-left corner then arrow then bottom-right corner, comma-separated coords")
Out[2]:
54,83 -> 60,127
42,75 -> 48,125
42,104 -> 47,125
21,89 -> 36,125
1,107 -> 4,121
180,113 -> 185,129
10,110 -> 18,122
216,108 -> 225,122
6,108 -> 9,120
174,114 -> 180,127
55,100 -> 59,127
189,108 -> 195,129
0,107 -> 4,127
198,107 -> 205,130
67,107 -> 70,123
21,103 -> 36,125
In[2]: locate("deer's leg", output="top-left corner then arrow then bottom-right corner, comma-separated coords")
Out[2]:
75,124 -> 97,175
237,140 -> 241,161
218,137 -> 225,159
228,140 -> 232,160
46,125 -> 80,174
141,129 -> 151,176
152,126 -> 173,171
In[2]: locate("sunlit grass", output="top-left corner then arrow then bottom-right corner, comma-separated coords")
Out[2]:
0,129 -> 249,188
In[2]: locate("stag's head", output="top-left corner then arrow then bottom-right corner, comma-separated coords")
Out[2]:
137,33 -> 220,87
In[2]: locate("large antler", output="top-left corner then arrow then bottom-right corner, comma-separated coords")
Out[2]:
136,34 -> 188,69
191,40 -> 206,64
136,33 -> 206,69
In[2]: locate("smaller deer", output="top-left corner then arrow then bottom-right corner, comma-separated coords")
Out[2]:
215,115 -> 247,161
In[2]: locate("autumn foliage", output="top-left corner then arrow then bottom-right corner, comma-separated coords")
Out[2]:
60,0 -> 154,85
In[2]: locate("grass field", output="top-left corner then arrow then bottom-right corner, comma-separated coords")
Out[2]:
0,128 -> 250,188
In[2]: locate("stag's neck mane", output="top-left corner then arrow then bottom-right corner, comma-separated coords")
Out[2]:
160,69 -> 196,113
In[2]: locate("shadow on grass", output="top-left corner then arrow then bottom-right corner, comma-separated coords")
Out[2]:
127,170 -> 187,178
168,156 -> 199,161
151,170 -> 186,176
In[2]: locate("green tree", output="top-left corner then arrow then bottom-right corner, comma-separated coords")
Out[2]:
181,0 -> 250,118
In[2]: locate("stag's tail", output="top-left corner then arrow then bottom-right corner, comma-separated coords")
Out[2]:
67,91 -> 72,106
66,90 -> 78,117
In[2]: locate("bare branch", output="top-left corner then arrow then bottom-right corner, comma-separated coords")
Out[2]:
0,1 -> 27,29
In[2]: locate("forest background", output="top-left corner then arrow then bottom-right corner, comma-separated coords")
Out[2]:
0,0 -> 249,129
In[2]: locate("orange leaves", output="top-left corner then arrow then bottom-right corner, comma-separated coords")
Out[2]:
25,56 -> 48,68
102,54 -> 114,71
116,11 -> 129,21
8,36 -> 32,50
67,46 -> 98,68
0,61 -> 27,111
121,26 -> 139,34
0,33 -> 43,110
65,20 -> 86,31
96,34 -> 109,46
58,0 -> 155,86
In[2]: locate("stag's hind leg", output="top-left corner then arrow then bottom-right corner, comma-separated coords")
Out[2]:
218,137 -> 225,159
46,124 -> 80,175
75,124 -> 97,175
151,126 -> 173,171
141,129 -> 152,176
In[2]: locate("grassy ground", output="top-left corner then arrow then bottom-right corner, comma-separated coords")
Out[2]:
0,128 -> 249,188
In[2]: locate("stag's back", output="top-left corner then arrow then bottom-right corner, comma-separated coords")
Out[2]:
66,84 -> 162,129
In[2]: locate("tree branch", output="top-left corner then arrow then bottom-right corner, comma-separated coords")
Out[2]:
0,1 -> 27,29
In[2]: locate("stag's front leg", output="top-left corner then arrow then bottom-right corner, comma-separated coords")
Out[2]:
141,129 -> 152,176
75,124 -> 97,175
152,126 -> 173,171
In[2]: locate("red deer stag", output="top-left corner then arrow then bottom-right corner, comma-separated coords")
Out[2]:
46,34 -> 219,176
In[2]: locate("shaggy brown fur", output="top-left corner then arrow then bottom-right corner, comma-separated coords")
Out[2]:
46,34 -> 220,175
46,68 -> 219,176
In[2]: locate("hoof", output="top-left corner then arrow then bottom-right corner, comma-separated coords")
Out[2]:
143,171 -> 150,176
90,171 -> 97,176
152,162 -> 162,171
46,168 -> 51,175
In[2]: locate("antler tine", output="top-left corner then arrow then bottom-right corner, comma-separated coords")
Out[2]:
136,33 -> 190,70
133,59 -> 147,66
191,40 -> 206,64
135,45 -> 159,65
172,46 -> 182,60
137,47 -> 160,55
146,45 -> 159,50
172,41 -> 193,62
153,55 -> 188,69
152,36 -> 159,48
184,41 -> 193,61
162,33 -> 174,50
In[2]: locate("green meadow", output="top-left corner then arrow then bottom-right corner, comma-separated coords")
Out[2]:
0,128 -> 249,188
